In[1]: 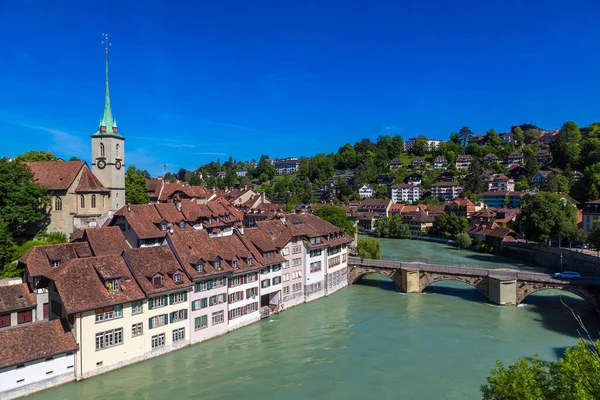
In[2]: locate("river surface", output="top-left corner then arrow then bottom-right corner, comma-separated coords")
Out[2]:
28,239 -> 599,400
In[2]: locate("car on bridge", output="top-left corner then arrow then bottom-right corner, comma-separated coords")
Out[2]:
554,271 -> 581,280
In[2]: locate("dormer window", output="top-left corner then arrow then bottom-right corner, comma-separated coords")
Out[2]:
216,217 -> 220,223
196,260 -> 204,273
160,222 -> 167,231
212,258 -> 221,270
178,221 -> 185,229
232,258 -> 238,269
247,255 -> 253,266
173,271 -> 182,284
152,274 -> 164,287
51,260 -> 60,268
106,279 -> 121,294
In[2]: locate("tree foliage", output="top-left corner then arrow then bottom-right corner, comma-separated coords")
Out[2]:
551,121 -> 581,169
518,192 -> 578,244
0,159 -> 50,235
374,214 -> 412,239
125,165 -> 150,205
481,340 -> 600,400
588,222 -> 600,253
456,232 -> 472,249
312,206 -> 356,237
15,150 -> 58,162
458,126 -> 473,147
411,135 -> 430,156
430,213 -> 468,238
356,237 -> 381,259
0,218 -> 15,274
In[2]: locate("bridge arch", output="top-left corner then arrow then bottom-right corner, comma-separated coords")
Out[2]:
517,286 -> 599,311
347,266 -> 403,288
419,274 -> 490,301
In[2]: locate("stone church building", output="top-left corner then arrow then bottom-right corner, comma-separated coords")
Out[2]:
25,47 -> 125,235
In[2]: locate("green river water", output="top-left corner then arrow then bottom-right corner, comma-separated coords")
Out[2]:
28,239 -> 600,400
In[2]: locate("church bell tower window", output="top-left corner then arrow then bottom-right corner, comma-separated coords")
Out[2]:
99,143 -> 105,157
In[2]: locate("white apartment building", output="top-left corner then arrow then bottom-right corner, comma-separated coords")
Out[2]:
389,184 -> 421,204
358,184 -> 374,199
431,182 -> 463,200
403,137 -> 443,152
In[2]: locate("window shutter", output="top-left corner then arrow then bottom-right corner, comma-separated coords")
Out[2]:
228,294 -> 232,303
228,279 -> 231,288
184,309 -> 188,320
243,305 -> 248,315
163,295 -> 168,305
243,275 -> 247,284
202,315 -> 207,326
228,310 -> 232,320
223,277 -> 227,286
149,317 -> 153,329
169,294 -> 174,305
170,312 -> 174,324
183,291 -> 188,301
164,314 -> 169,325
246,289 -> 250,299
148,299 -> 153,310
208,280 -> 213,290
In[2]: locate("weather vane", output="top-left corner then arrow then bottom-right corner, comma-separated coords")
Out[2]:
102,33 -> 112,54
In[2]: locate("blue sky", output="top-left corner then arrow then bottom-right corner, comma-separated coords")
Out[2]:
1,0 -> 599,176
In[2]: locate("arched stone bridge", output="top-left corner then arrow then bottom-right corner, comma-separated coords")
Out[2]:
348,257 -> 600,313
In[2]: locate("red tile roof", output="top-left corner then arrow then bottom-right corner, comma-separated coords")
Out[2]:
83,227 -> 130,256
0,283 -> 36,313
24,161 -> 85,190
75,167 -> 109,193
53,255 -> 146,314
0,319 -> 78,369
255,219 -> 293,248
167,230 -> 234,279
113,204 -> 165,240
20,242 -> 94,278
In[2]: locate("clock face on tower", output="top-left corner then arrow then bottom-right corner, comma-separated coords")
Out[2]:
115,160 -> 122,170
97,159 -> 106,169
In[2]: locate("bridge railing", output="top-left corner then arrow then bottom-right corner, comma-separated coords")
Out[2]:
372,255 -> 514,271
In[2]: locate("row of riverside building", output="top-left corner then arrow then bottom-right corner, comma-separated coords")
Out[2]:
0,211 -> 352,400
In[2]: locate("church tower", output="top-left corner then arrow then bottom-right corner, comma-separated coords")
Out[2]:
91,33 -> 125,212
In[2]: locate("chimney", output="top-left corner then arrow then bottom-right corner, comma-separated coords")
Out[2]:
280,214 -> 286,225
158,176 -> 163,180
176,200 -> 182,212
261,191 -> 266,203
127,204 -> 131,212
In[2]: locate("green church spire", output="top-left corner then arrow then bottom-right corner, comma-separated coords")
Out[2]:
92,33 -> 122,138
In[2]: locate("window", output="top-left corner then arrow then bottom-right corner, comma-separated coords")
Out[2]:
292,258 -> 301,267
292,245 -> 302,254
54,197 -> 62,211
149,296 -> 165,309
293,283 -> 302,292
310,237 -> 322,244
272,276 -> 281,285
232,259 -> 238,269
196,260 -> 204,273
132,323 -> 143,337
231,276 -> 242,287
192,298 -> 208,310
95,328 -> 123,350
151,333 -> 165,349
171,292 -> 186,304
152,275 -> 163,288
212,258 -> 221,270
247,256 -> 253,266
310,249 -> 322,258
170,309 -> 187,323
95,305 -> 122,323
247,272 -> 258,283
261,266 -> 270,275
228,291 -> 244,303
209,294 -> 226,306
131,301 -> 143,315
99,143 -> 105,157
230,307 -> 243,319
194,316 -> 208,330
246,287 -> 258,299
80,195 -> 85,209
247,302 -> 258,313
283,286 -> 290,295
15,309 -> 32,324
91,194 -> 97,208
282,247 -> 290,256
213,277 -> 226,287
51,260 -> 60,268
116,143 -> 120,158
173,328 -> 185,342
272,264 -> 281,272
328,256 -> 341,267
0,313 -> 10,328
212,310 -> 225,325
195,281 -> 208,292
261,279 -> 270,289
106,278 -> 120,293
51,300 -> 62,317
283,273 -> 290,282
178,221 -> 185,229
292,270 -> 302,279
310,261 -> 322,273
282,261 -> 289,269
149,314 -> 168,329
160,222 -> 167,231
173,272 -> 182,283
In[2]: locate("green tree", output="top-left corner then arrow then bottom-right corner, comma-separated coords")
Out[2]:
335,143 -> 358,170
411,135 -> 430,156
524,128 -> 541,145
125,165 -> 150,205
484,129 -> 501,147
374,214 -> 411,239
15,150 -> 58,162
551,121 -> 581,169
69,156 -> 82,161
524,148 -> 539,181
313,206 -> 356,237
253,155 -> 276,182
519,192 -> 578,244
463,158 -> 484,194
481,340 -> 600,400
587,221 -> 600,254
543,173 -> 570,194
515,176 -> 530,191
458,126 -> 473,146
431,213 -> 468,238
456,232 -> 472,250
357,237 -> 381,259
512,126 -> 525,146
585,122 -> 600,139
0,218 -> 15,274
0,159 -> 50,235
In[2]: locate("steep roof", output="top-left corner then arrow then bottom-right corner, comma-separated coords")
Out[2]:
0,319 -> 78,369
113,204 -> 165,240
255,219 -> 293,248
167,230 -> 234,279
19,242 -> 93,278
24,161 -> 85,191
125,246 -> 193,295
75,167 -> 109,193
53,255 -> 145,314
0,283 -> 36,313
402,211 -> 435,223
83,226 -> 130,256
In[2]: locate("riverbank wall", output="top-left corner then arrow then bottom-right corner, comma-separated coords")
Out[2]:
501,242 -> 600,276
